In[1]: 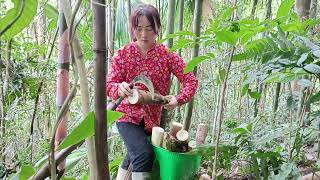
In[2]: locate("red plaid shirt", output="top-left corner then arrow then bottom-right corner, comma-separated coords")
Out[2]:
106,42 -> 198,132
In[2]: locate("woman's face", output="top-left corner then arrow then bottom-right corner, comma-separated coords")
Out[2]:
133,15 -> 158,48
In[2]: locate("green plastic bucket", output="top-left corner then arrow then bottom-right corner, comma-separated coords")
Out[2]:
153,145 -> 201,180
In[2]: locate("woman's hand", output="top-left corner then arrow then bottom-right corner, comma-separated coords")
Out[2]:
164,95 -> 178,111
118,82 -> 133,97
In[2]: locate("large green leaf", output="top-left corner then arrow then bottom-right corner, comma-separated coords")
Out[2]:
304,64 -> 320,74
45,3 -> 58,30
58,111 -> 123,150
65,148 -> 87,172
184,53 -> 214,73
0,0 -> 38,40
215,30 -> 238,45
9,164 -> 35,180
276,0 -> 294,19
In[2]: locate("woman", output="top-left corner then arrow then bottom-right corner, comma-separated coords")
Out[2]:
106,3 -> 198,180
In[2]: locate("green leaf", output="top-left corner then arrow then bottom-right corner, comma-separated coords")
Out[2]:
184,55 -> 213,73
241,84 -> 249,96
304,64 -> 320,74
215,30 -> 238,45
216,68 -> 226,85
107,110 -> 123,127
298,36 -> 320,51
248,89 -> 261,99
58,112 -> 95,150
45,3 -> 58,30
58,111 -> 123,150
17,165 -> 35,180
306,91 -> 320,105
297,79 -> 313,87
159,31 -> 196,43
231,127 -> 250,135
65,148 -> 87,172
0,0 -> 38,40
278,59 -> 293,66
276,0 -> 294,19
171,38 -> 195,51
313,50 -> 320,58
297,53 -> 309,67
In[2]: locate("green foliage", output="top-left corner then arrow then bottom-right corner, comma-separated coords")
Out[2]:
9,165 -> 35,180
45,3 -> 58,30
276,0 -> 294,19
272,162 -> 301,180
0,0 -> 38,39
184,53 -> 215,73
58,111 -> 123,150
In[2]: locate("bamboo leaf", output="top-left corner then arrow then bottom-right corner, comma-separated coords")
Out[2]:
184,55 -> 213,73
58,112 -> 95,150
313,50 -> 320,58
58,111 -> 123,150
298,36 -> 320,51
215,30 -> 238,45
45,3 -> 58,30
241,84 -> 249,96
304,64 -> 320,74
297,79 -> 313,87
10,164 -> 35,180
0,0 -> 38,40
276,0 -> 294,19
297,53 -> 309,67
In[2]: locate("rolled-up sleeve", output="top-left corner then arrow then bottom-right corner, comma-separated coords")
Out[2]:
106,49 -> 126,100
168,53 -> 198,105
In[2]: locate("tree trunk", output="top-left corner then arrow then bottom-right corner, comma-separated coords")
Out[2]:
55,1 -> 70,173
295,0 -> 312,20
174,0 -> 185,122
60,0 -> 98,178
1,39 -> 12,137
272,83 -> 281,113
161,0 -> 176,128
253,81 -> 263,117
93,0 -> 109,179
251,0 -> 258,18
183,0 -> 202,131
166,0 -> 176,47
310,0 -> 317,19
266,0 -> 272,19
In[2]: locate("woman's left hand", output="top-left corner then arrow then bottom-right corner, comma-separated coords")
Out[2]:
164,95 -> 178,111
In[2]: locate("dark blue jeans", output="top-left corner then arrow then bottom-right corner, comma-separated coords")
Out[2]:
116,121 -> 154,172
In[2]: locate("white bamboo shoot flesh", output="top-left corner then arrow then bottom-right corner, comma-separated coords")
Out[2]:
176,130 -> 189,143
151,127 -> 164,147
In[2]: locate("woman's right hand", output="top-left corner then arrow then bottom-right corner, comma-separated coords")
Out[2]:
118,82 -> 133,97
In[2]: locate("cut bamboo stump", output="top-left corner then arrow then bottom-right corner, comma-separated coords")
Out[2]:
127,89 -> 169,105
169,121 -> 183,138
151,127 -> 165,147
176,130 -> 189,143
162,130 -> 190,152
200,174 -> 211,180
196,123 -> 209,146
